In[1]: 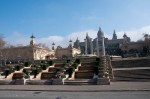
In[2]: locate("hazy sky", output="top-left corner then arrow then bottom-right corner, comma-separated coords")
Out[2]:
0,0 -> 150,47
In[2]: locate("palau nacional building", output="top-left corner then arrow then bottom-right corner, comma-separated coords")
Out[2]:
0,27 -> 147,63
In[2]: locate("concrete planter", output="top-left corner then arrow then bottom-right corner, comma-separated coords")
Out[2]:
97,77 -> 110,85
25,80 -> 52,85
52,79 -> 64,85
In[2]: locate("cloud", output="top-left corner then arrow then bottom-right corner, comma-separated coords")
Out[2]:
5,32 -> 30,46
37,36 -> 64,47
5,25 -> 150,48
116,25 -> 150,41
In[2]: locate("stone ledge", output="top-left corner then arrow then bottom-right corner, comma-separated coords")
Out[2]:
0,80 -> 12,85
11,79 -> 24,85
97,78 -> 110,85
25,80 -> 52,85
52,79 -> 63,85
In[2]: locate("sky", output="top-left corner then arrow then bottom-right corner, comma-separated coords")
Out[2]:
0,0 -> 150,48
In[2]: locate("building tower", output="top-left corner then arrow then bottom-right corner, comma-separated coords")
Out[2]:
74,37 -> 80,49
30,34 -> 36,46
68,39 -> 73,48
112,29 -> 117,40
97,27 -> 104,40
52,42 -> 55,50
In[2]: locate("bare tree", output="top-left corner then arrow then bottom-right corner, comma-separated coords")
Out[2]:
0,34 -> 6,66
0,34 -> 5,49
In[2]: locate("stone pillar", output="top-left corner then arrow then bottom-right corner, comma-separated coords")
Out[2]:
102,37 -> 105,56
90,39 -> 93,54
84,38 -> 88,55
52,42 -> 55,50
96,38 -> 99,56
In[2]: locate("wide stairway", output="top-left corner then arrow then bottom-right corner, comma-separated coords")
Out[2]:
112,57 -> 150,82
64,58 -> 99,85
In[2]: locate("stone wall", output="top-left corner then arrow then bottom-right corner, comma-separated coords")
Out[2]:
111,57 -> 150,68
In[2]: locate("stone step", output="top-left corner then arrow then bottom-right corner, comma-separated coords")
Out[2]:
41,72 -> 56,80
26,80 -> 52,85
113,69 -> 150,81
0,80 -> 12,85
64,79 -> 97,85
48,67 -> 58,72
54,63 -> 68,68
81,62 -> 96,67
75,71 -> 94,79
54,63 -> 65,67
12,73 -> 24,80
78,66 -> 95,71
11,79 -> 24,85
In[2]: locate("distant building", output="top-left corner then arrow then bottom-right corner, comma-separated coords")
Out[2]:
1,35 -> 81,65
74,27 -> 145,57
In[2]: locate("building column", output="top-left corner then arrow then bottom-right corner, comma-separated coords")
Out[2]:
96,38 -> 99,56
102,37 -> 105,56
84,38 -> 87,55
90,38 -> 93,54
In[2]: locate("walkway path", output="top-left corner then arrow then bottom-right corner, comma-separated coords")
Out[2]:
0,82 -> 150,92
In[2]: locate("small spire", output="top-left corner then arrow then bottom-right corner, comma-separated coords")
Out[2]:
123,33 -> 127,37
52,42 -> 55,45
76,37 -> 79,40
113,29 -> 116,34
86,32 -> 88,37
99,27 -> 101,31
69,39 -> 72,43
30,33 -> 35,39
52,42 -> 55,50
30,34 -> 36,46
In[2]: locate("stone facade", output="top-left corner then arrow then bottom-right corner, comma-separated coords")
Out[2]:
74,27 -> 145,57
56,44 -> 81,59
0,35 -> 81,64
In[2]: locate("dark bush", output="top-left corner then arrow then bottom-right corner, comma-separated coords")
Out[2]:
66,67 -> 74,78
15,65 -> 24,71
32,66 -> 42,78
75,59 -> 80,64
72,63 -> 78,69
24,61 -> 32,67
48,60 -> 55,66
96,57 -> 100,61
66,59 -> 71,63
94,66 -> 99,75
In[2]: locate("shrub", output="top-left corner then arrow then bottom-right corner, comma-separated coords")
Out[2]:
94,66 -> 99,75
2,68 -> 14,78
48,60 -> 55,66
31,66 -> 42,78
75,59 -> 80,64
66,59 -> 71,63
96,57 -> 100,61
42,64 -> 49,70
72,63 -> 78,69
66,67 -> 74,78
24,61 -> 32,67
15,65 -> 24,71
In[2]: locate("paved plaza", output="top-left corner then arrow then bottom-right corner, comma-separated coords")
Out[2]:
0,82 -> 150,91
0,82 -> 150,99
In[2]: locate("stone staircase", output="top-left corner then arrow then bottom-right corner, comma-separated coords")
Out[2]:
112,58 -> 150,82
64,62 -> 96,85
75,62 -> 95,79
64,79 -> 97,85
113,68 -> 150,81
